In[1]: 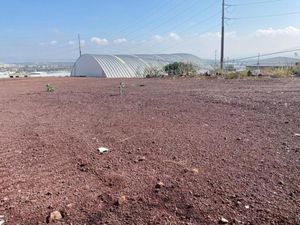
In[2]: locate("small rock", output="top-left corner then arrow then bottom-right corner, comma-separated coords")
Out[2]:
245,205 -> 250,209
98,147 -> 109,154
236,201 -> 242,206
219,217 -> 229,224
0,215 -> 4,225
155,181 -> 164,189
47,211 -> 62,223
3,198 -> 8,202
236,137 -> 242,141
279,181 -> 284,185
294,133 -> 300,137
194,193 -> 201,198
138,156 -> 146,162
117,195 -> 126,206
191,168 -> 199,174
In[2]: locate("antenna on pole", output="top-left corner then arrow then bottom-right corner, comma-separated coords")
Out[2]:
78,34 -> 82,57
220,0 -> 225,73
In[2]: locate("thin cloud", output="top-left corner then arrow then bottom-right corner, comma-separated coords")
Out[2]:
255,26 -> 300,36
50,40 -> 57,45
153,35 -> 164,42
169,32 -> 181,40
113,38 -> 127,44
152,33 -> 181,42
52,28 -> 61,34
90,37 -> 109,46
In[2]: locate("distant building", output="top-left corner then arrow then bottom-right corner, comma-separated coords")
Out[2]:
71,53 -> 212,78
246,57 -> 300,71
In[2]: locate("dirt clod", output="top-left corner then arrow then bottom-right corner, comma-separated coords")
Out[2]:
191,168 -> 199,174
155,181 -> 165,189
47,211 -> 62,223
219,217 -> 229,224
116,195 -> 126,206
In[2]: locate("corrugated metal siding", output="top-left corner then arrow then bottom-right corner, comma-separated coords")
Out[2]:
116,55 -> 148,77
93,55 -> 133,78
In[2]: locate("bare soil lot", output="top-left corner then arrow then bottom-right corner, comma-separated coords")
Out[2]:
0,77 -> 299,225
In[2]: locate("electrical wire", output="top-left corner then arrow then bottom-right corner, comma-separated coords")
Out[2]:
227,0 -> 283,7
81,0 -> 220,55
226,47 -> 300,62
230,11 -> 300,20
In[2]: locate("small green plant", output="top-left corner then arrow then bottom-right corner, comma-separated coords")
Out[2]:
46,84 -> 55,92
119,82 -> 125,96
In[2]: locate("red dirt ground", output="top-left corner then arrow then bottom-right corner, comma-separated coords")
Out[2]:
0,77 -> 299,225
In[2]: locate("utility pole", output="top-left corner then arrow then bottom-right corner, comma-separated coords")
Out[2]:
78,34 -> 82,57
257,53 -> 260,76
220,0 -> 225,73
214,50 -> 217,69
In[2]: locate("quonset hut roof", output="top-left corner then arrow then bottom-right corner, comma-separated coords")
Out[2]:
71,53 -> 211,78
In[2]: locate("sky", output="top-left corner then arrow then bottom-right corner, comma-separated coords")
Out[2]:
0,0 -> 300,62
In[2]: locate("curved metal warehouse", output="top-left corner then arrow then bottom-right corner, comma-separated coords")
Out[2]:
71,53 -> 211,78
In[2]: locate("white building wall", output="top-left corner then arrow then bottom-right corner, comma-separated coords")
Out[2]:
71,55 -> 105,77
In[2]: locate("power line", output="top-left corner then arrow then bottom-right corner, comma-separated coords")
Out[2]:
103,0 -> 172,39
227,0 -> 282,7
82,0 -> 221,55
154,22 -> 221,54
226,47 -> 300,62
142,8 -> 221,53
230,11 -> 300,20
81,0 -> 202,41
79,0 -> 209,54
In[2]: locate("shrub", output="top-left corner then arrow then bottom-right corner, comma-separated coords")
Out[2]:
164,62 -> 198,77
266,68 -> 293,78
46,84 -> 55,92
225,64 -> 235,72
224,70 -> 249,79
292,64 -> 300,76
144,67 -> 166,78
